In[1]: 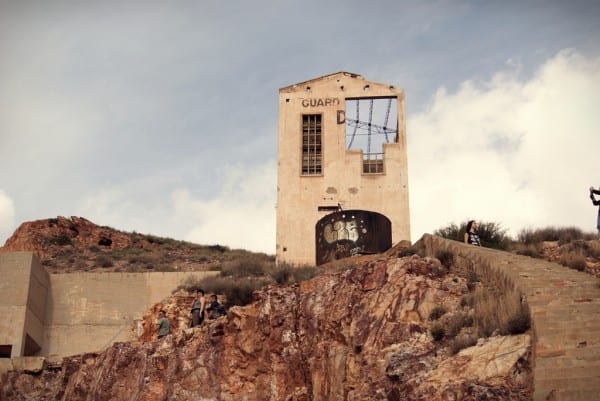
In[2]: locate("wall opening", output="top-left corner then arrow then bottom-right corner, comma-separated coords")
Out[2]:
0,344 -> 12,358
344,97 -> 398,174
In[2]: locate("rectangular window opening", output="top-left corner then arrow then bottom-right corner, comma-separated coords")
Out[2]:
301,114 -> 322,175
345,97 -> 397,174
318,205 -> 341,212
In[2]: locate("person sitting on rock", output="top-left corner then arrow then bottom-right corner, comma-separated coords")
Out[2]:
206,294 -> 227,319
157,310 -> 170,339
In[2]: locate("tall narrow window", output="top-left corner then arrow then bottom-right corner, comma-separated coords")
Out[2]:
302,114 -> 322,175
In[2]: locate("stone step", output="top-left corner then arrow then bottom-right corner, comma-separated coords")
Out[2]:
535,354 -> 600,370
533,386 -> 600,401
533,320 -> 600,331
534,376 -> 600,399
534,363 -> 600,380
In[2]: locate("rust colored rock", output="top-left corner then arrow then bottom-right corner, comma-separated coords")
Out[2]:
0,254 -> 533,400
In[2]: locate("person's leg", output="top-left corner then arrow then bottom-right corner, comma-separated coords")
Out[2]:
192,310 -> 200,327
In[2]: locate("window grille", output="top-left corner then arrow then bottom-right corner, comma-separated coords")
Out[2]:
302,114 -> 322,175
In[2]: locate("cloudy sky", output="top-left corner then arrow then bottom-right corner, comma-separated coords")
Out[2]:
1,0 -> 599,253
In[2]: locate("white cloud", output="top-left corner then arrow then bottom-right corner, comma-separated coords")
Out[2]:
0,190 -> 16,244
407,49 -> 600,240
174,161 -> 277,254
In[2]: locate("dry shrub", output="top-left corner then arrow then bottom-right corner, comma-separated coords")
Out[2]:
473,285 -> 529,337
514,243 -> 543,258
444,312 -> 473,338
95,254 -> 114,268
430,322 -> 445,341
449,333 -> 478,355
428,306 -> 447,321
518,226 -> 596,245
178,275 -> 270,308
460,293 -> 475,308
221,255 -> 271,277
435,250 -> 454,269
397,247 -> 419,258
269,263 -> 320,284
559,251 -> 587,271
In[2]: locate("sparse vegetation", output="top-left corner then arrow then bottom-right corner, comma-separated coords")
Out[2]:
42,235 -> 72,246
435,250 -> 454,269
430,323 -> 445,341
434,221 -> 511,250
560,252 -> 586,271
95,254 -> 114,268
428,306 -> 447,321
517,226 -> 596,245
397,246 -> 419,258
449,333 -> 478,355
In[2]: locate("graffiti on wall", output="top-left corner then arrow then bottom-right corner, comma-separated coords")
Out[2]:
315,210 -> 392,265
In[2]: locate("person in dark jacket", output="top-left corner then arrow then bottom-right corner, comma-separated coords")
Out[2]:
206,294 -> 227,319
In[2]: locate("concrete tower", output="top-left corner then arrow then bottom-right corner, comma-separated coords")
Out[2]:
276,72 -> 410,265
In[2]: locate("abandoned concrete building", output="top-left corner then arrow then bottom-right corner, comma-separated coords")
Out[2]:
276,72 -> 411,266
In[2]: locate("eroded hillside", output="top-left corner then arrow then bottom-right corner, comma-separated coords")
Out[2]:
0,216 -> 272,273
0,250 -> 532,401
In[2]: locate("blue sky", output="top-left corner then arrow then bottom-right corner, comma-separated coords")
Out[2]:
1,0 -> 599,253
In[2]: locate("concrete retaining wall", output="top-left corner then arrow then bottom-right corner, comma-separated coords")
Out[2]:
415,234 -> 600,401
0,252 -> 217,358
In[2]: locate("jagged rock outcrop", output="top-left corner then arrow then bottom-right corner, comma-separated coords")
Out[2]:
0,254 -> 532,400
0,216 -> 140,259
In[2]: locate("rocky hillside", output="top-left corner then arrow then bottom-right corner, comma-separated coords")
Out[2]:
0,247 -> 532,401
0,216 -> 272,273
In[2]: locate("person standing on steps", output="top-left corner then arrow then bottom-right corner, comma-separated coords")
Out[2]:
464,220 -> 481,246
590,186 -> 600,237
190,289 -> 206,327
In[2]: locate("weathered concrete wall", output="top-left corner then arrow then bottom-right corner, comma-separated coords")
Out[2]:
44,271 -> 217,357
1,252 -> 218,358
276,72 -> 410,266
0,252 -> 48,357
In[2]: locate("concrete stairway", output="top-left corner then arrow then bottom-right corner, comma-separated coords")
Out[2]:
416,234 -> 600,401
